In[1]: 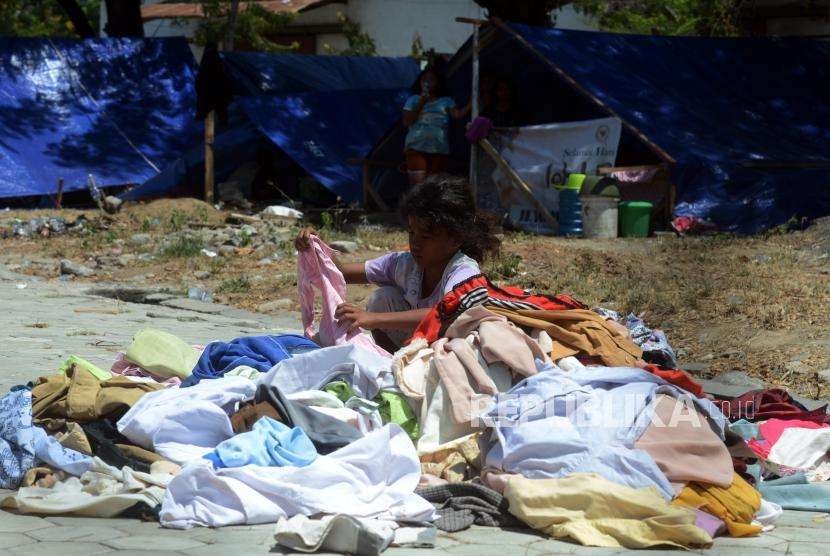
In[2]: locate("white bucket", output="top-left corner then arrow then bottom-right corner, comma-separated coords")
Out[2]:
581,195 -> 619,238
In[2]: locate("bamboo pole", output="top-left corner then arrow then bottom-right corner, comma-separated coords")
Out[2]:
479,138 -> 558,231
204,110 -> 215,204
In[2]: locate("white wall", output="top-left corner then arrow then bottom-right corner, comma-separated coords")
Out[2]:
344,0 -> 485,56
552,5 -> 598,32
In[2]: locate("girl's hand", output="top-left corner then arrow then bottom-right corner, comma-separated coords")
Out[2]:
335,303 -> 377,333
294,227 -> 317,251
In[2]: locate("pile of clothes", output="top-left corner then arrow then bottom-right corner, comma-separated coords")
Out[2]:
1,244 -> 826,555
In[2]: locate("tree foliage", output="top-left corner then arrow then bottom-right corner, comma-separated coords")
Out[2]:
193,0 -> 297,52
0,0 -> 99,37
572,0 -> 752,36
323,12 -> 376,56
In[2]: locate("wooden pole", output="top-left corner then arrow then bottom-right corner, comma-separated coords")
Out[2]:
204,110 -> 215,204
469,22 -> 480,201
55,179 -> 64,209
479,138 -> 558,231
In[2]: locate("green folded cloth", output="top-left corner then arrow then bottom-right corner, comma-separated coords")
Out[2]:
125,328 -> 199,379
324,381 -> 421,440
58,355 -> 111,381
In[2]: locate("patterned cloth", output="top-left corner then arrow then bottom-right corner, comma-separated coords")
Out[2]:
0,389 -> 91,489
415,482 -> 519,532
626,313 -> 678,368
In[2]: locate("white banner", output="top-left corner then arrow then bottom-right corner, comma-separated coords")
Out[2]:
488,117 -> 622,234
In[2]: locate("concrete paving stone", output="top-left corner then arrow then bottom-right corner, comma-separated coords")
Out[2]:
700,548 -> 787,556
99,552 -> 186,556
433,533 -> 461,548
767,526 -> 830,542
772,511 -> 830,528
785,542 -> 830,556
0,511 -> 55,533
445,542 -> 559,556
449,525 -> 543,546
27,524 -> 128,542
711,533 -> 790,549
190,528 -> 273,545
103,534 -> 208,551
0,532 -> 37,548
183,545 -> 281,556
8,541 -> 111,556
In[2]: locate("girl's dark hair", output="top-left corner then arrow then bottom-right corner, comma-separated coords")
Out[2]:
411,66 -> 449,97
400,174 -> 501,263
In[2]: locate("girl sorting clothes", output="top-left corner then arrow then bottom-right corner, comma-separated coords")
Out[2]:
295,175 -> 500,352
402,67 -> 471,185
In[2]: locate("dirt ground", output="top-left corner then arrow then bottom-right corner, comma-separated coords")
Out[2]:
3,198 -> 829,399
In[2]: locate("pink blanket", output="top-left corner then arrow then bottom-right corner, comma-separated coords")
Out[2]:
298,237 -> 390,357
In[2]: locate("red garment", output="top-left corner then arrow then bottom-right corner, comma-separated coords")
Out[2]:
747,418 -> 829,459
409,275 -> 585,345
641,363 -> 704,398
712,388 -> 829,424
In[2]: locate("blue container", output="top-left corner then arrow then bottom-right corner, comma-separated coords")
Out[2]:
558,188 -> 583,236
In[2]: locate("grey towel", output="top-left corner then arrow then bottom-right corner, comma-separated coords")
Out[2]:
416,482 -> 519,532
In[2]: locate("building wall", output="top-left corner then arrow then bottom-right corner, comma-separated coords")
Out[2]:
102,0 -> 600,59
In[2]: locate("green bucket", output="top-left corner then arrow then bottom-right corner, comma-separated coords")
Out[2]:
619,201 -> 652,237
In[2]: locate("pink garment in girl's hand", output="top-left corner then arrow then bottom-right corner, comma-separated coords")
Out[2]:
297,236 -> 390,357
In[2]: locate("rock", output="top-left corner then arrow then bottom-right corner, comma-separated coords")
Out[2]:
194,270 -> 211,279
720,348 -> 746,359
144,292 -> 178,303
258,298 -> 293,313
785,360 -> 811,375
116,254 -> 136,267
679,362 -> 709,375
188,286 -> 213,303
59,259 -> 94,277
257,257 -> 273,266
130,233 -> 152,246
103,195 -> 123,214
726,294 -> 744,307
714,370 -> 764,389
330,240 -> 359,254
818,369 -> 830,385
219,245 -> 237,256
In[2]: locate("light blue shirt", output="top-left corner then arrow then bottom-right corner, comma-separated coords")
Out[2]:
480,363 -> 727,500
403,95 -> 455,154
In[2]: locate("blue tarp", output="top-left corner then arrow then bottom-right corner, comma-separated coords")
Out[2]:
222,52 -> 419,95
509,24 -> 830,232
124,53 -> 419,203
239,89 -> 411,202
0,38 -> 201,199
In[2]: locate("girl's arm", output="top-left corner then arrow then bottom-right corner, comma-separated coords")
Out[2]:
450,100 -> 472,120
403,94 -> 429,127
336,304 -> 430,332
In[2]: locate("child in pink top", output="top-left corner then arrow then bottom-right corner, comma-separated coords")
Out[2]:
295,175 -> 501,352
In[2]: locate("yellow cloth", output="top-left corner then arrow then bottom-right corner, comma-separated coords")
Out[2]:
504,473 -> 712,549
419,433 -> 481,482
31,364 -> 163,422
672,473 -> 762,537
486,307 -> 643,367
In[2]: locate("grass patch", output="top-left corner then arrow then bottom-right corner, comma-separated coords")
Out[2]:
486,253 -> 522,280
159,235 -> 205,259
217,276 -> 251,294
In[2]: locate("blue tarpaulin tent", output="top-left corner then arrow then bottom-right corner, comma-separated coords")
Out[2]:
122,53 -> 420,203
505,23 -> 830,233
0,37 -> 200,199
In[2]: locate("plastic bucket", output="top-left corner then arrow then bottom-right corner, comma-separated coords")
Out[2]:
581,195 -> 619,238
558,188 -> 582,236
619,201 -> 652,237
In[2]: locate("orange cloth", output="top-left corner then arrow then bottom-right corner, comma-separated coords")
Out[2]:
486,307 -> 643,367
672,473 -> 762,537
643,364 -> 704,397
